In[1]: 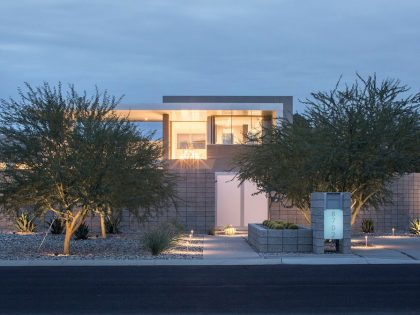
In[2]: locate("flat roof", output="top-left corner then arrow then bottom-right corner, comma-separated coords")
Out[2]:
114,96 -> 293,122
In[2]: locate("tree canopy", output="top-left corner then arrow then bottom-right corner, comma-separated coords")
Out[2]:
0,83 -> 176,254
235,74 -> 420,224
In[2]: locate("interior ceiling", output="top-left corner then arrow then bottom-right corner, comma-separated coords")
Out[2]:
114,110 -> 273,122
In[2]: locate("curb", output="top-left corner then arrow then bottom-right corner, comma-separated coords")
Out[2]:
0,256 -> 419,267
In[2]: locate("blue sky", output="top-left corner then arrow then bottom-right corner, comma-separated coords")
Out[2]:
0,0 -> 419,112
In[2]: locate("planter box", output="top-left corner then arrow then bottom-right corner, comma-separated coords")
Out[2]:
248,223 -> 313,253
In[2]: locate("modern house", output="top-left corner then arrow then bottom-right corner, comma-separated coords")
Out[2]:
0,95 -> 418,234
113,95 -> 420,234
114,96 -> 293,233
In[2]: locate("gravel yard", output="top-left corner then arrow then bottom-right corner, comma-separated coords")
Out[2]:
0,232 -> 203,260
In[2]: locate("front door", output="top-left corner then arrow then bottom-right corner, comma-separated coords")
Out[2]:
215,172 -> 268,228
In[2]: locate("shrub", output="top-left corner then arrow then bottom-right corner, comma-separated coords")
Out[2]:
105,214 -> 121,234
15,213 -> 36,233
410,218 -> 420,235
262,220 -> 298,230
74,222 -> 89,240
361,219 -> 374,234
224,224 -> 236,235
47,218 -> 65,235
284,222 -> 299,229
142,225 -> 178,255
208,227 -> 217,236
164,219 -> 185,238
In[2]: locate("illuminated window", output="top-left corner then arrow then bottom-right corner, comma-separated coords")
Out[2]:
177,134 -> 206,149
214,116 -> 263,144
171,121 -> 207,159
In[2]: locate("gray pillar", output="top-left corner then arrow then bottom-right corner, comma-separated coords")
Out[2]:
310,192 -> 351,254
162,114 -> 170,159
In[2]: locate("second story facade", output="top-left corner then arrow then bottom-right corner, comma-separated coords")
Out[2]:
116,96 -> 293,170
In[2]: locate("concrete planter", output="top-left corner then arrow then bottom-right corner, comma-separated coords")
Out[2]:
248,223 -> 313,253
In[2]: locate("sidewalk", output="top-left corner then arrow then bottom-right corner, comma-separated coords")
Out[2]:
201,234 -> 420,265
0,234 -> 419,266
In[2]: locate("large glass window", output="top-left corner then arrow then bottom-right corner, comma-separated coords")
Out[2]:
214,116 -> 263,144
171,121 -> 207,159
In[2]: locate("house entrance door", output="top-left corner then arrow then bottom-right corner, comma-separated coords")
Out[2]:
215,172 -> 268,228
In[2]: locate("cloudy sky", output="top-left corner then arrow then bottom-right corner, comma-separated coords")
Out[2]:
0,0 -> 419,112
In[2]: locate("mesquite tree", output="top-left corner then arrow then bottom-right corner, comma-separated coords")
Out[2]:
0,83 -> 176,254
235,74 -> 420,224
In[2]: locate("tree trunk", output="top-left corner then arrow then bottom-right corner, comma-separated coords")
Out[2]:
62,210 -> 84,255
100,213 -> 107,239
63,221 -> 72,255
351,206 -> 362,225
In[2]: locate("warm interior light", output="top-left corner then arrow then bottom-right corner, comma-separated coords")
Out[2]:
179,150 -> 202,160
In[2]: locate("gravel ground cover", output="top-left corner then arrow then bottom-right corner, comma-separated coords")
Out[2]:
0,232 -> 203,260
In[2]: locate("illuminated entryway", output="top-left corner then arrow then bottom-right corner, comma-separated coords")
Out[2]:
215,172 -> 268,228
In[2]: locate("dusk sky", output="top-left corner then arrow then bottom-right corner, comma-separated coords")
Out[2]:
1,0 -> 419,112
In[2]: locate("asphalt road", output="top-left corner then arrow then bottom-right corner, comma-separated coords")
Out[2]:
1,265 -> 420,314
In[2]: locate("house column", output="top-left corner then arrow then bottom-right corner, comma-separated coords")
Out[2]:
162,114 -> 170,159
262,115 -> 273,143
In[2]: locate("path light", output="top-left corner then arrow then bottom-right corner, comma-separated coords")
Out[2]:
365,235 -> 368,247
191,230 -> 194,236
392,227 -> 395,237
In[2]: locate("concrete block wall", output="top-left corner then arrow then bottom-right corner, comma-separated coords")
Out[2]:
1,172 -> 418,235
122,168 -> 216,234
248,223 -> 312,253
269,202 -> 309,227
0,169 -> 217,234
270,173 -> 420,233
355,173 -> 420,233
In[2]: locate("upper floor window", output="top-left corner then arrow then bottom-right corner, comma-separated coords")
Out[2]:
171,121 -> 207,159
214,116 -> 263,144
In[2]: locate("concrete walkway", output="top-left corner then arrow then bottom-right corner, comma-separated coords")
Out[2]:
203,234 -> 260,259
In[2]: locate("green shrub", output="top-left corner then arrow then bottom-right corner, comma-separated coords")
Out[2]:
47,217 -> 65,234
142,225 -> 178,255
105,214 -> 121,234
284,222 -> 298,229
262,220 -> 298,230
361,219 -> 374,233
74,222 -> 89,240
15,213 -> 36,233
410,218 -> 420,235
